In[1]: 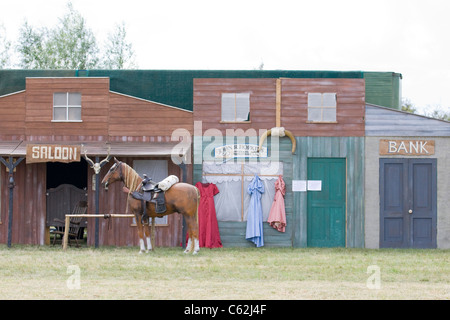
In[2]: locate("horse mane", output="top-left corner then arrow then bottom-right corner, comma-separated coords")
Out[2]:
121,162 -> 142,192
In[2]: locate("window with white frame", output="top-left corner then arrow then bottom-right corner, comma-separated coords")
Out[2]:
53,92 -> 82,121
307,93 -> 337,122
221,93 -> 250,122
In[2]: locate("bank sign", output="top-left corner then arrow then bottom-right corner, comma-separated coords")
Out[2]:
26,144 -> 81,163
379,139 -> 435,156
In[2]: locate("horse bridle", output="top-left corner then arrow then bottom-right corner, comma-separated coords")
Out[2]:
105,161 -> 124,188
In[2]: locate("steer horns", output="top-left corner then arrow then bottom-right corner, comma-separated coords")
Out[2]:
258,127 -> 296,154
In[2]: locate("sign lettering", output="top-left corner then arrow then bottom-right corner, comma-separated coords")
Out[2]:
26,144 -> 81,163
214,144 -> 267,159
379,140 -> 435,156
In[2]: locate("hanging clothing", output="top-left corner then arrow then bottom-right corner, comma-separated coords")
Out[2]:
267,175 -> 286,232
246,174 -> 265,247
195,182 -> 222,248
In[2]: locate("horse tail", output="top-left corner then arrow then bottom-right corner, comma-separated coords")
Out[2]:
195,186 -> 200,223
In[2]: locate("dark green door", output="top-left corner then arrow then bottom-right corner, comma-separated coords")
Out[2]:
307,158 -> 346,247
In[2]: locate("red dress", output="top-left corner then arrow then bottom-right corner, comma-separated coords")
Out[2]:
196,182 -> 223,248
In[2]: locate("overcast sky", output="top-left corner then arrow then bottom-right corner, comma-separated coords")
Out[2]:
1,0 -> 450,114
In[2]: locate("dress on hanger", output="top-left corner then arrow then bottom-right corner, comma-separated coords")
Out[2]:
245,174 -> 264,247
267,175 -> 286,232
195,182 -> 222,248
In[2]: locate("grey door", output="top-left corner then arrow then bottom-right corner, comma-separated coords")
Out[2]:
46,184 -> 87,226
380,159 -> 437,248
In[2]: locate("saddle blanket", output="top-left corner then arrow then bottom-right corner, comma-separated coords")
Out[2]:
158,175 -> 179,191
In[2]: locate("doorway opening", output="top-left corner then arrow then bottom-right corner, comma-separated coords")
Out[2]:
46,159 -> 88,246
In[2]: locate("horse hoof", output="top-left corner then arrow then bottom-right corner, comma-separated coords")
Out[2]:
193,251 -> 199,255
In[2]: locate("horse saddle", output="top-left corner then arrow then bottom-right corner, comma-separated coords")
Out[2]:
131,174 -> 166,214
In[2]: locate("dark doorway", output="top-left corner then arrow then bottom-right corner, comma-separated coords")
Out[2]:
46,159 -> 88,244
46,159 -> 88,189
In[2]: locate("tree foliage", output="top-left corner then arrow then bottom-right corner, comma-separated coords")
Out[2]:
0,24 -> 11,69
402,97 -> 449,121
101,22 -> 136,69
15,2 -> 135,70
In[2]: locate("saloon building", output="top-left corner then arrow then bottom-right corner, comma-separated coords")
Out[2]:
0,70 -> 448,249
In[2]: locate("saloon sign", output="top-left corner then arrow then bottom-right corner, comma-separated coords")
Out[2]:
379,139 -> 435,156
26,144 -> 81,163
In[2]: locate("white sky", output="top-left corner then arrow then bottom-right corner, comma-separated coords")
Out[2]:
1,0 -> 450,114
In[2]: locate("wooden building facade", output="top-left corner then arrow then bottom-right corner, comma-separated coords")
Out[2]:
0,76 -> 193,246
1,69 -> 424,249
364,104 -> 450,249
193,77 -> 366,247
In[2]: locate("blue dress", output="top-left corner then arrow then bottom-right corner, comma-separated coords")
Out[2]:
246,174 -> 265,247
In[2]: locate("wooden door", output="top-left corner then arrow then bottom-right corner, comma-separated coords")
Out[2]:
307,158 -> 346,247
379,159 -> 437,248
46,184 -> 87,226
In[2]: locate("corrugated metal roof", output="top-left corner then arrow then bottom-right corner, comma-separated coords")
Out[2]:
365,104 -> 450,137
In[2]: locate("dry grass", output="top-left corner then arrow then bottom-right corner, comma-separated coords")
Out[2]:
0,245 -> 449,300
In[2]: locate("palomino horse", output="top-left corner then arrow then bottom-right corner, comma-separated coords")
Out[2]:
101,158 -> 200,254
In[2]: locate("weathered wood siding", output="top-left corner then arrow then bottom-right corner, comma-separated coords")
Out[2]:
193,137 -> 294,247
0,162 -> 47,245
293,137 -> 365,248
0,91 -> 26,140
0,78 -> 193,142
194,78 -> 276,134
194,78 -> 365,137
281,78 -> 365,137
365,104 -> 450,137
108,92 -> 193,139
25,78 -> 110,140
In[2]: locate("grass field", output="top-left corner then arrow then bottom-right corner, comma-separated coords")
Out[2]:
0,244 -> 449,300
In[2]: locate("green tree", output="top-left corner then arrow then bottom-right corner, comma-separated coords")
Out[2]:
16,2 -> 136,69
48,2 -> 99,69
424,106 -> 450,121
17,21 -> 52,69
0,24 -> 11,68
101,22 -> 136,69
402,98 -> 449,121
401,98 -> 417,114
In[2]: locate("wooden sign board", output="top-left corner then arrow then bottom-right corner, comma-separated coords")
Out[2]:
214,144 -> 267,159
379,139 -> 435,156
26,144 -> 81,163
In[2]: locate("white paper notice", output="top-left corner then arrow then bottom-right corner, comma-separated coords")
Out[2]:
307,180 -> 322,191
292,180 -> 307,192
